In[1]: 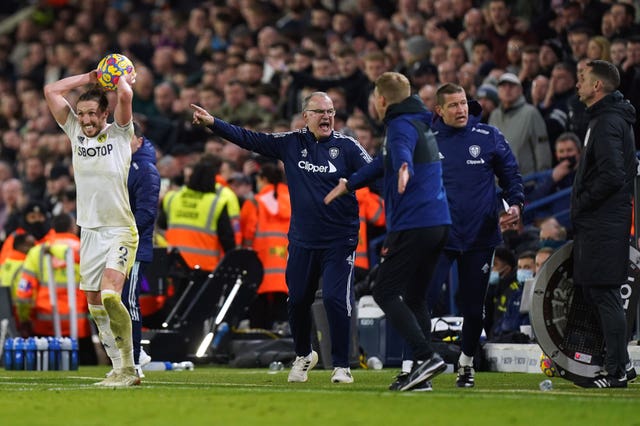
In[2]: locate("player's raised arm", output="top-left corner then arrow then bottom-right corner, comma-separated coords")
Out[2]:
114,71 -> 135,127
44,71 -> 97,125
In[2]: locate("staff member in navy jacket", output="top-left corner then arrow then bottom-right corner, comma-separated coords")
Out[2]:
121,122 -> 160,377
325,72 -> 451,391
431,83 -> 524,388
192,93 -> 371,384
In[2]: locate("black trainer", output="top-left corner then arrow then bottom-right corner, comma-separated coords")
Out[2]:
389,373 -> 433,392
627,365 -> 637,383
574,373 -> 627,389
456,364 -> 475,388
389,372 -> 409,391
399,354 -> 446,391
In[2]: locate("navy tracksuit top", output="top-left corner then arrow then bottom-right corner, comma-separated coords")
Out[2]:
347,95 -> 451,232
431,101 -> 524,251
209,120 -> 372,248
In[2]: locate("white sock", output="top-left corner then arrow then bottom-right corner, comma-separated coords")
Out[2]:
88,304 -> 122,369
402,360 -> 414,374
459,353 -> 473,367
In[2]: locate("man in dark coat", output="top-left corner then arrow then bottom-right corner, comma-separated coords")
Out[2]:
572,60 -> 637,388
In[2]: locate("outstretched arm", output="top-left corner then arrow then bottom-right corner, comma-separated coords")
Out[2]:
44,71 -> 97,125
191,104 -> 215,126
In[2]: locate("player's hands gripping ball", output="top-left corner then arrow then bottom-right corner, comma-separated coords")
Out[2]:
96,53 -> 135,91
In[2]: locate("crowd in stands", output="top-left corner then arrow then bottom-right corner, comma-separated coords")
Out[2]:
0,0 -> 639,341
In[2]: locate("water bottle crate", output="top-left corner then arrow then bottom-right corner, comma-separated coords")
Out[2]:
3,336 -> 79,371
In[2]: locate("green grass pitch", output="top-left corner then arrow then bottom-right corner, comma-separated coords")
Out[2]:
2,366 -> 640,426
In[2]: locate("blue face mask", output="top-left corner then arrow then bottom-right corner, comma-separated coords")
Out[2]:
539,239 -> 566,250
517,268 -> 534,283
488,270 -> 500,285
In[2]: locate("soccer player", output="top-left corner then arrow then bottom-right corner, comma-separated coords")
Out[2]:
44,68 -> 140,386
121,123 -> 160,377
192,92 -> 371,384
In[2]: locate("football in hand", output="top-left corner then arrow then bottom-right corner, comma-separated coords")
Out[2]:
96,53 -> 135,91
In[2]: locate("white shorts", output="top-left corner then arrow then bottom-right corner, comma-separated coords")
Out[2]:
79,226 -> 138,292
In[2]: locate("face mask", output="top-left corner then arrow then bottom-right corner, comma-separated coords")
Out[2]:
24,221 -> 50,241
517,268 -> 534,283
488,270 -> 500,285
539,239 -> 566,250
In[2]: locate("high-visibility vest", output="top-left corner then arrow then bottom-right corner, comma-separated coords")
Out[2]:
163,184 -> 240,271
355,187 -> 385,270
241,183 -> 290,294
15,233 -> 90,338
0,228 -> 55,265
0,249 -> 27,299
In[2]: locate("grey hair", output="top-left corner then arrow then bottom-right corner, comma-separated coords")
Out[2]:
301,92 -> 330,111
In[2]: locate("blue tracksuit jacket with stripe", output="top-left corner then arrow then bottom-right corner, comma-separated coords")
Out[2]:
208,120 -> 372,248
431,101 -> 524,250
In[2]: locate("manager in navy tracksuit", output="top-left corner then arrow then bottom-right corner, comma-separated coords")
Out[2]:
121,124 -> 160,374
431,83 -> 523,388
192,93 -> 371,384
325,72 -> 451,391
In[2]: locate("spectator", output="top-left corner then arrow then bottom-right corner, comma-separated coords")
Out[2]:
539,62 -> 577,148
484,246 -> 528,342
567,24 -> 592,64
610,38 -> 627,67
475,84 -> 499,123
534,246 -> 554,275
516,250 -> 536,281
527,132 -> 581,224
459,8 -> 486,59
587,36 -> 612,62
418,83 -> 438,112
538,216 -> 568,249
539,39 -> 564,77
489,72 -> 551,176
484,0 -> 535,69
608,2 -> 640,40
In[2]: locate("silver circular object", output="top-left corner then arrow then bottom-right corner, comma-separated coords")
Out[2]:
530,241 -> 640,382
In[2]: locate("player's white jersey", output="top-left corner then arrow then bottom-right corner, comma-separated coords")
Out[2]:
61,112 -> 136,229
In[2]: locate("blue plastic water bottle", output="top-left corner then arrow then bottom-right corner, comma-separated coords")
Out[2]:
13,338 -> 24,370
48,337 -> 60,370
3,337 -> 13,370
25,337 -> 37,371
70,338 -> 79,371
212,322 -> 229,349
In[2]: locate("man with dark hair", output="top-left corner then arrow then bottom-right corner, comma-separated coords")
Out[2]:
44,67 -> 139,386
572,60 -> 637,388
325,72 -> 451,391
429,82 -> 523,387
528,132 -> 581,224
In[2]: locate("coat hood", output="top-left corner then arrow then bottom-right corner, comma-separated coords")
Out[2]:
384,94 -> 432,123
586,91 -> 636,125
132,138 -> 157,165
